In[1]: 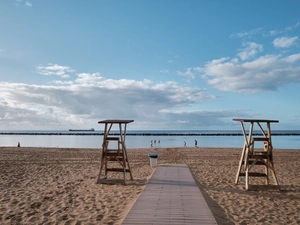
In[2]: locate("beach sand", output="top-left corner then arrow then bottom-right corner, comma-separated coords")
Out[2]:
1,147 -> 300,224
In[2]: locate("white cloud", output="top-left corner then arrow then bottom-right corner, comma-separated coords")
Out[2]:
159,70 -> 169,73
14,0 -> 22,6
273,36 -> 298,48
176,68 -> 195,79
75,73 -> 105,84
36,63 -> 75,78
284,22 -> 299,32
231,23 -> 299,38
269,30 -> 278,36
0,76 -> 216,129
269,22 -> 300,36
199,54 -> 300,93
230,28 -> 263,38
237,42 -> 263,61
25,1 -> 32,7
284,53 -> 300,63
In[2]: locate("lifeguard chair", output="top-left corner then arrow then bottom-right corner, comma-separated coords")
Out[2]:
233,119 -> 279,190
96,120 -> 134,185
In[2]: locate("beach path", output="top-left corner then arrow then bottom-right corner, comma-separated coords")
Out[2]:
122,164 -> 217,225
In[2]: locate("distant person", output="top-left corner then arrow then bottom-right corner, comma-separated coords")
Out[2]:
158,140 -> 160,144
195,140 -> 197,148
150,140 -> 153,148
184,141 -> 186,147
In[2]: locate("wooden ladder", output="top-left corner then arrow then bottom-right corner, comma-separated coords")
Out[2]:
97,136 -> 133,185
235,137 -> 279,190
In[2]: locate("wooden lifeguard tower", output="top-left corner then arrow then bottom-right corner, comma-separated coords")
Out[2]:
233,119 -> 279,190
96,120 -> 134,185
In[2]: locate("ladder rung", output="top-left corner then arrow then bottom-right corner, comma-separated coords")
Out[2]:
251,155 -> 268,160
106,137 -> 120,141
106,168 -> 130,172
252,138 -> 269,142
243,160 -> 265,165
106,153 -> 123,157
239,172 -> 267,177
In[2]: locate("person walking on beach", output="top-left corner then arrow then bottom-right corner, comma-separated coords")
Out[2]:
184,141 -> 186,147
195,140 -> 197,148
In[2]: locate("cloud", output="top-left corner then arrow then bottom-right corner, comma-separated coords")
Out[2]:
273,36 -> 298,48
14,0 -> 22,6
0,75 -> 217,129
25,1 -> 32,7
14,0 -> 32,7
176,68 -> 195,79
230,28 -> 263,38
159,70 -> 169,73
269,22 -> 300,36
231,23 -> 299,38
36,64 -> 75,78
152,109 -> 240,130
237,42 -> 263,60
199,53 -> 300,93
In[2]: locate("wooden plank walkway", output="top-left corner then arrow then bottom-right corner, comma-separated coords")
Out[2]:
122,164 -> 217,225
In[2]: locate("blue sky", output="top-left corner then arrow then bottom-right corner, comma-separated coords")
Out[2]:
1,0 -> 300,130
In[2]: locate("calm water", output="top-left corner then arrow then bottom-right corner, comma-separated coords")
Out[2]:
0,130 -> 299,149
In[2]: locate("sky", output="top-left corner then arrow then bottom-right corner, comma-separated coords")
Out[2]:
1,0 -> 300,131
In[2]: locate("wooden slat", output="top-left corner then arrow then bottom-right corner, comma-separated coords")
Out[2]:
243,160 -> 266,165
232,118 -> 279,123
239,172 -> 267,177
252,137 -> 269,142
106,152 -> 122,157
251,154 -> 268,159
122,164 -> 217,225
106,168 -> 130,172
98,119 -> 134,124
106,137 -> 120,141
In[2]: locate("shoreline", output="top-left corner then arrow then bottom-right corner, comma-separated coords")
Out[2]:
1,132 -> 300,136
1,146 -> 299,151
1,147 -> 300,224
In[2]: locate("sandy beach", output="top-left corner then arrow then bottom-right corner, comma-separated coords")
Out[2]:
1,147 -> 300,225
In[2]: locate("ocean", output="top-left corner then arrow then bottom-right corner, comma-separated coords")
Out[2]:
0,130 -> 300,149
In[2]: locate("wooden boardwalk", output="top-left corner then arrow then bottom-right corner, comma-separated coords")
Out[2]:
122,164 -> 217,225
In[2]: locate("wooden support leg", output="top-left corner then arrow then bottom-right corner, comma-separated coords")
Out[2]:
124,148 -> 134,180
265,159 -> 269,185
268,151 -> 279,186
235,143 -> 247,184
270,161 -> 279,186
97,149 -> 105,183
265,150 -> 270,185
266,122 -> 279,186
245,146 -> 250,190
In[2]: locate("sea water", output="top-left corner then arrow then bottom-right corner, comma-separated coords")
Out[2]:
0,130 -> 299,149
